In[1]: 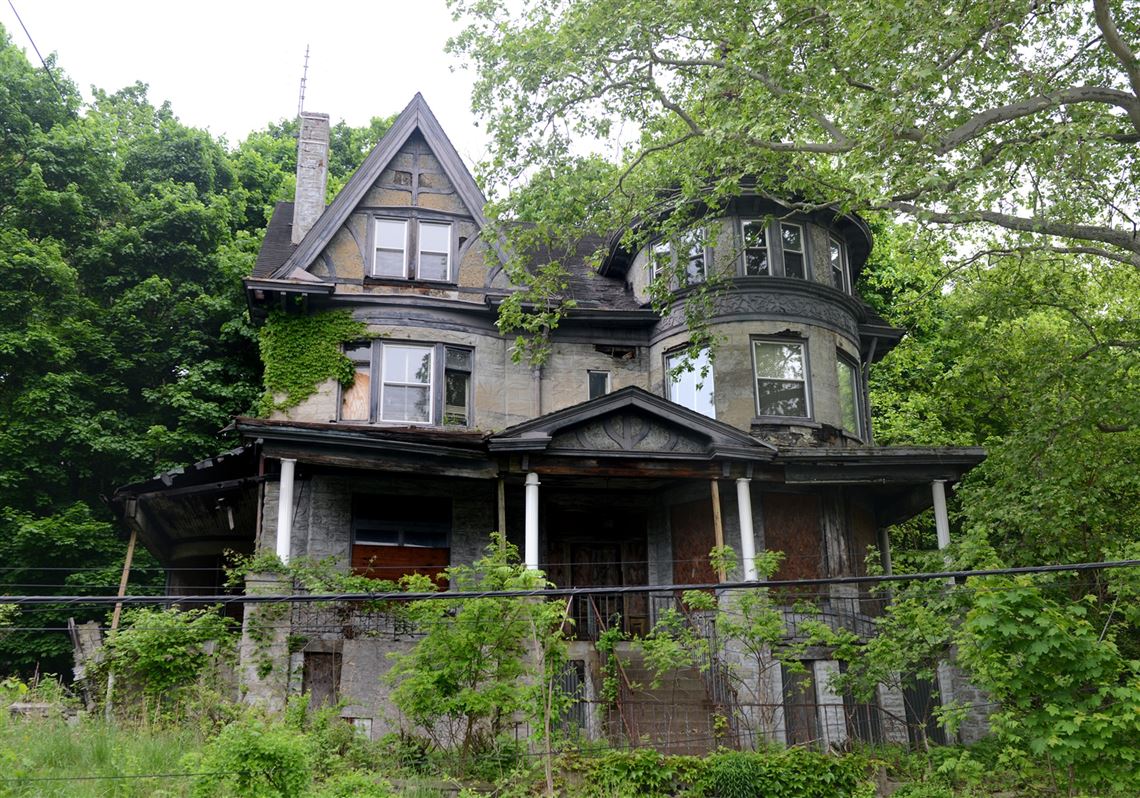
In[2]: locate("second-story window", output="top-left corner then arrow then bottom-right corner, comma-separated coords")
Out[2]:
753,339 -> 810,418
741,220 -> 769,276
829,235 -> 849,293
665,348 -> 715,418
340,341 -> 473,426
371,218 -> 453,281
780,223 -> 805,279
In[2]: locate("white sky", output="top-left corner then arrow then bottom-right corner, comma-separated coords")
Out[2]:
1,0 -> 489,167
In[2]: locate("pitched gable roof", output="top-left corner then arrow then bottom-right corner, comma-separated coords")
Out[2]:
488,386 -> 776,460
270,93 -> 493,279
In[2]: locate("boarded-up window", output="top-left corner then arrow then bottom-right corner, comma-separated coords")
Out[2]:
761,492 -> 823,583
303,652 -> 341,709
671,499 -> 719,586
351,495 -> 450,585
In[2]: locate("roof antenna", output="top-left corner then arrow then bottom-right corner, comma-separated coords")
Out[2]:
296,45 -> 310,118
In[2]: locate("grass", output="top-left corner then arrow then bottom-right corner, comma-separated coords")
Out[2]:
0,713 -> 206,798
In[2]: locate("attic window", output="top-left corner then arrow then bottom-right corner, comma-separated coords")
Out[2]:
370,217 -> 455,282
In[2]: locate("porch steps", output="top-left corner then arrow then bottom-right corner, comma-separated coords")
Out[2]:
608,645 -> 725,755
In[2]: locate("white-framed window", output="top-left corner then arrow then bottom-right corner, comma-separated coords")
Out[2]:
752,339 -> 810,418
650,241 -> 671,282
371,218 -> 453,281
380,344 -> 434,423
836,353 -> 862,436
418,221 -> 452,281
741,219 -> 770,276
339,341 -> 473,426
665,348 -> 715,418
588,370 -> 611,400
829,235 -> 849,293
373,219 -> 407,278
780,223 -> 805,279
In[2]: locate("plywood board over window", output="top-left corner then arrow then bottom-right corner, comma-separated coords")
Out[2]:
761,492 -> 823,583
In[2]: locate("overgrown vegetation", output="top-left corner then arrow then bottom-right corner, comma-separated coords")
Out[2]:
256,310 -> 369,415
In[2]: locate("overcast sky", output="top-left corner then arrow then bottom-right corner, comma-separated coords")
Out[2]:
1,0 -> 489,167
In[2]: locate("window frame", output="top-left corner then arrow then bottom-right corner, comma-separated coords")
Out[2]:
338,340 -> 474,428
779,222 -> 807,279
828,234 -> 850,293
367,214 -> 457,283
378,343 -> 435,425
740,218 -> 771,276
648,231 -> 709,286
835,350 -> 864,438
664,346 -> 716,418
587,370 -> 611,400
750,337 -> 812,421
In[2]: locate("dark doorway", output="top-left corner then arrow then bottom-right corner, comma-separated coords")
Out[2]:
545,507 -> 648,638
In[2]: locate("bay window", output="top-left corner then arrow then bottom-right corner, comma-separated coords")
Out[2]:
780,223 -> 805,279
836,353 -> 862,436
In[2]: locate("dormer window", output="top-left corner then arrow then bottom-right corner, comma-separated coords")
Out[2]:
780,223 -> 805,279
829,235 -> 850,293
741,220 -> 769,276
371,217 -> 454,281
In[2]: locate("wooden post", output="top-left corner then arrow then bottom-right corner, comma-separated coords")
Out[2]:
710,479 -> 726,582
105,526 -> 138,720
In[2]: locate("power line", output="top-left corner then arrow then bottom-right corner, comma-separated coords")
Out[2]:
5,0 -> 65,100
2,559 -> 1136,606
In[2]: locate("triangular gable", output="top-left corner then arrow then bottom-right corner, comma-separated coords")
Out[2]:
488,386 -> 776,460
272,93 -> 495,279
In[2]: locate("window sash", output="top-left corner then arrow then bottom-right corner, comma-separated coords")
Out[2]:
753,340 -> 809,418
666,349 -> 715,418
417,221 -> 451,281
829,236 -> 849,292
780,223 -> 805,279
380,344 -> 434,424
588,370 -> 610,400
837,355 -> 862,435
741,220 -> 770,276
373,219 -> 407,277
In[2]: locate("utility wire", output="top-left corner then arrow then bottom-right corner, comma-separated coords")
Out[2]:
3,559 -> 1136,606
5,0 -> 65,100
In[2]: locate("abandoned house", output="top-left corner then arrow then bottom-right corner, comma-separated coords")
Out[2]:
110,94 -> 986,751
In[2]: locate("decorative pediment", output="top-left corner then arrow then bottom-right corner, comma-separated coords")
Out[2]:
488,386 -> 776,461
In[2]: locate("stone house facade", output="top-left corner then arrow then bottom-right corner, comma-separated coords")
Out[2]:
112,94 -> 984,750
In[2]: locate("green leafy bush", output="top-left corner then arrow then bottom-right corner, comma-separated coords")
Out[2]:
308,770 -> 396,798
689,749 -> 873,798
190,713 -> 312,798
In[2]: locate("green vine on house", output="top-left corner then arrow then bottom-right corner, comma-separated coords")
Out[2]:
257,309 -> 368,415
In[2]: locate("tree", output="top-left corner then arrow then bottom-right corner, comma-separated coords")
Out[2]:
449,0 -> 1140,286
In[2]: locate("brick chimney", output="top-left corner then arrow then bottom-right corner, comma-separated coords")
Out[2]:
291,112 -> 330,245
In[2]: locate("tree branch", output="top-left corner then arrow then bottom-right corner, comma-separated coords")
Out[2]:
1093,0 -> 1140,101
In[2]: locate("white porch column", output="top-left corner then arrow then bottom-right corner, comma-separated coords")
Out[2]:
275,458 -> 296,564
524,471 -> 541,570
735,477 -> 758,581
931,479 -> 951,550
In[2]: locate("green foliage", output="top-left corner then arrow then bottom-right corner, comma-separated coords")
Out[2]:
307,770 -> 396,798
389,534 -> 569,775
98,607 -> 235,703
583,748 -> 681,798
957,575 -> 1140,793
191,712 -> 313,798
690,749 -> 873,798
257,310 -> 368,415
